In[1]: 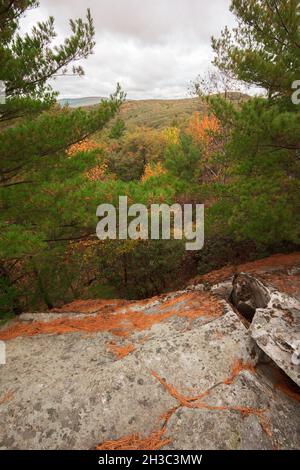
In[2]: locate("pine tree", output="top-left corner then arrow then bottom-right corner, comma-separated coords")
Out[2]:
212,0 -> 300,101
209,0 -> 300,246
0,2 -> 124,316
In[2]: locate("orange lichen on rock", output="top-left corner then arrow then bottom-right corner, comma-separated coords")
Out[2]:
223,359 -> 256,385
198,265 -> 237,285
155,292 -> 224,320
51,299 -> 129,314
138,335 -> 151,345
193,252 -> 300,285
151,359 -> 272,441
0,292 -> 223,341
0,390 -> 14,406
95,430 -> 171,451
151,370 -> 209,408
107,342 -> 135,360
259,272 -> 300,297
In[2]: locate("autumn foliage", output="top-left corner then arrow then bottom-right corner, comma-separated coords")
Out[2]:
67,139 -> 104,156
141,162 -> 166,182
186,112 -> 220,146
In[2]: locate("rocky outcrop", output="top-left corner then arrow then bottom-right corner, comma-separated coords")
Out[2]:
215,271 -> 300,387
0,253 -> 299,450
231,273 -> 270,321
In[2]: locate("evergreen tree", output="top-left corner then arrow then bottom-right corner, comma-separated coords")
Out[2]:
208,0 -> 300,247
109,119 -> 126,140
212,0 -> 300,101
0,1 -> 124,316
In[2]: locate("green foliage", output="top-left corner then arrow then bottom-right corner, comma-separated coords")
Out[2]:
107,127 -> 166,181
0,92 -> 124,187
0,2 -> 38,44
205,0 -> 300,252
0,1 -> 95,122
1,0 -> 299,318
96,239 -> 186,299
109,119 -> 126,139
212,0 -> 300,101
164,133 -> 202,183
196,236 -> 257,275
117,98 -> 203,130
0,2 -> 125,317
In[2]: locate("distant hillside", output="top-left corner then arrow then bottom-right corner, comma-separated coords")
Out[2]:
58,96 -> 205,128
59,93 -> 249,130
119,98 -> 206,129
58,97 -> 104,108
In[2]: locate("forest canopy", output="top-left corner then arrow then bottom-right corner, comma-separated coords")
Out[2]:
0,0 -> 299,319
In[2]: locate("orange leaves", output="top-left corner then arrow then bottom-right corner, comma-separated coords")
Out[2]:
195,252 -> 300,286
52,298 -> 128,314
66,139 -> 104,156
95,357 -> 271,451
155,292 -> 224,320
85,162 -> 108,181
141,162 -> 166,182
66,138 -> 109,181
185,112 -> 223,183
186,112 -> 220,146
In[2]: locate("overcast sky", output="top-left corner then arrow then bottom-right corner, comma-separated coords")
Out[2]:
20,0 -> 236,99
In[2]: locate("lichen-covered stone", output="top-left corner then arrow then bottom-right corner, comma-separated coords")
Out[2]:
0,253 -> 300,450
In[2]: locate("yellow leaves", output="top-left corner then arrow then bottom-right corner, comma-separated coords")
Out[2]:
162,126 -> 180,145
85,161 -> 108,182
141,162 -> 166,182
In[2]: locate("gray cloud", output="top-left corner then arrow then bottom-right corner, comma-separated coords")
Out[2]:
20,0 -> 235,99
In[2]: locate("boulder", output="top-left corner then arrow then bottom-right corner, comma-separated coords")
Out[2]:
250,286 -> 300,387
0,253 -> 300,450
